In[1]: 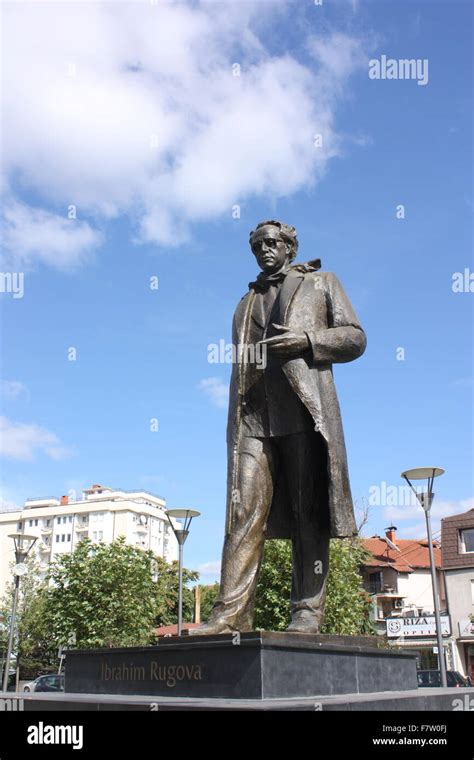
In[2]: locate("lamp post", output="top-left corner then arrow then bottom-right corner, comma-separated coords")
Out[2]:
165,509 -> 200,636
401,467 -> 447,688
2,533 -> 37,692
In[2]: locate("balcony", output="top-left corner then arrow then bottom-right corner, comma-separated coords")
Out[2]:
41,526 -> 52,534
365,580 -> 383,595
76,522 -> 89,531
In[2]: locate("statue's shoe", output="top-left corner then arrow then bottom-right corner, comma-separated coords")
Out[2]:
188,620 -> 236,636
286,612 -> 321,634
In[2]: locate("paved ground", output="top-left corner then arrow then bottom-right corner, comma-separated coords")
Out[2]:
3,687 -> 472,711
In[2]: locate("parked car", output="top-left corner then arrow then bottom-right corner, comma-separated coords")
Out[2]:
4,671 -> 17,692
417,669 -> 471,688
23,674 -> 64,692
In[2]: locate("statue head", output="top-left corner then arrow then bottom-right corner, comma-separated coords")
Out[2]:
249,220 -> 299,274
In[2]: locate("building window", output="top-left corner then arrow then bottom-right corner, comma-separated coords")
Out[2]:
67,534 -> 71,542
365,571 -> 383,595
56,535 -> 60,543
461,529 -> 474,553
57,517 -> 61,524
61,534 -> 65,542
17,522 -> 22,530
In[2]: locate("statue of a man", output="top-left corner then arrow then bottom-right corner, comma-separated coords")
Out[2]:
195,220 -> 366,634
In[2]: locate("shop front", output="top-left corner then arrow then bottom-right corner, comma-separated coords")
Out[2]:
457,619 -> 474,680
386,615 -> 452,670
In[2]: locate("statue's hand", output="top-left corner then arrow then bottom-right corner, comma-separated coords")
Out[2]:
258,324 -> 310,357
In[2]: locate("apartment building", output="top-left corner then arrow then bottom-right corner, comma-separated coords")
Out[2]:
441,508 -> 474,680
0,484 -> 179,593
361,527 -> 453,670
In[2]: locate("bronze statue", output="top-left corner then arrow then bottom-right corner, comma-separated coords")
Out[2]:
194,220 -> 366,634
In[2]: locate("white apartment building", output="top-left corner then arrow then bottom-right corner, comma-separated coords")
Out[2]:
361,527 -> 453,670
0,484 -> 179,593
441,509 -> 474,680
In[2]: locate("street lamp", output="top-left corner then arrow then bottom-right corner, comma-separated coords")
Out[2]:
2,533 -> 38,692
401,467 -> 447,688
165,509 -> 200,636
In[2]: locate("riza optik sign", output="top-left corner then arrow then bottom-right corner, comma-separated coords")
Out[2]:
386,616 -> 451,638
458,619 -> 474,638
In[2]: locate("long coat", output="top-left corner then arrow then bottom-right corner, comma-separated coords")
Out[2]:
225,266 -> 367,539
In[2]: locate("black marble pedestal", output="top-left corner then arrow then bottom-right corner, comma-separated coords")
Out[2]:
64,632 -> 418,699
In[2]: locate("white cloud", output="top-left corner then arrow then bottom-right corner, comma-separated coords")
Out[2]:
0,416 -> 72,461
384,497 -> 474,539
308,32 -> 367,81
1,2 -> 367,259
197,561 -> 221,577
198,377 -> 228,408
1,380 -> 29,402
0,496 -> 20,513
452,376 -> 472,388
384,497 -> 474,524
1,201 -> 103,271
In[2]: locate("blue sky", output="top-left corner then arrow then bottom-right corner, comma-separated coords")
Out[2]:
1,0 -> 472,581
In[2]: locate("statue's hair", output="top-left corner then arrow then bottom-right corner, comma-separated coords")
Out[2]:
249,220 -> 299,261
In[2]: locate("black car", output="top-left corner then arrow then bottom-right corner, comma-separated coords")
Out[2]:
4,671 -> 16,692
24,674 -> 65,692
417,669 -> 471,688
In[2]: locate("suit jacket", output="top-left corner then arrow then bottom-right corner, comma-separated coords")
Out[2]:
225,267 -> 367,539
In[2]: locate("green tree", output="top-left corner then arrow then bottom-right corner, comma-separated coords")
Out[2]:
152,556 -> 198,627
321,539 -> 376,636
45,537 -> 198,648
254,540 -> 292,630
199,583 -> 220,622
254,538 -> 375,635
0,558 -> 56,678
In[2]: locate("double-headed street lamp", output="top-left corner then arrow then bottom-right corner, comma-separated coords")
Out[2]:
401,467 -> 447,689
165,509 -> 200,636
2,533 -> 38,692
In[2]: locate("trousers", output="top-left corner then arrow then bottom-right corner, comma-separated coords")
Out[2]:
212,430 -> 331,630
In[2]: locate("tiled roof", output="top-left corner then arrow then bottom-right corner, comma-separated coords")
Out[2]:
155,623 -> 201,636
361,536 -> 441,572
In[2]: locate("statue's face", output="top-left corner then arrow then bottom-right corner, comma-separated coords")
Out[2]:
250,225 -> 290,274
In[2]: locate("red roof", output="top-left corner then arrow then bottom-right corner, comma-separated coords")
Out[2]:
361,536 -> 441,573
155,623 -> 201,636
